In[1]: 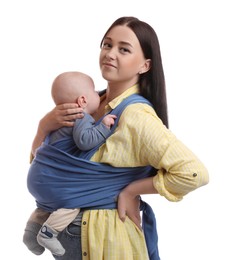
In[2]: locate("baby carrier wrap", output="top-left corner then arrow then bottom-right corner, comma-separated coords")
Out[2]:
27,94 -> 160,260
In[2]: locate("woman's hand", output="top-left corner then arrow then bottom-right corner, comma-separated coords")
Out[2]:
117,177 -> 158,230
31,103 -> 84,156
40,103 -> 84,134
117,189 -> 142,230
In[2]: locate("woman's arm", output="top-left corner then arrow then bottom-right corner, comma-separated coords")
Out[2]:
31,103 -> 84,156
116,104 -> 209,227
120,104 -> 209,201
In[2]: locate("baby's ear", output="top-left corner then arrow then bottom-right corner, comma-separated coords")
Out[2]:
77,95 -> 88,108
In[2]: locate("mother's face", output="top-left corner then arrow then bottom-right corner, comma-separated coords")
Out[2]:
99,25 -> 150,86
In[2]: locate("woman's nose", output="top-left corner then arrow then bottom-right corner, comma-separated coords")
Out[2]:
105,48 -> 117,60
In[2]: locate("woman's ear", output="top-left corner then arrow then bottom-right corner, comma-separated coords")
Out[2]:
139,59 -> 152,74
77,95 -> 88,108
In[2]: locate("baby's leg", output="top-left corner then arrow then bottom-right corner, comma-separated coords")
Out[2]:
23,208 -> 50,255
37,208 -> 80,256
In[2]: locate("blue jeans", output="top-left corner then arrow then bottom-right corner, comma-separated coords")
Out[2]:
53,223 -> 82,260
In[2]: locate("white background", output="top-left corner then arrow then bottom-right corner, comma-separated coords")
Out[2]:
1,0 -> 225,259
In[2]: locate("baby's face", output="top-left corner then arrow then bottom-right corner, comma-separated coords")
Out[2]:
86,89 -> 100,114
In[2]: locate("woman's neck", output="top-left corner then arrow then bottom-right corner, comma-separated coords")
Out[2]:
105,80 -> 137,102
93,80 -> 138,121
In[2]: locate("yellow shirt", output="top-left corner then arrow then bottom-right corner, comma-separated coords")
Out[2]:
81,85 -> 209,259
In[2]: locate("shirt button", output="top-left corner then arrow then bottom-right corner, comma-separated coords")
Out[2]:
83,252 -> 87,256
83,221 -> 87,225
193,173 -> 197,177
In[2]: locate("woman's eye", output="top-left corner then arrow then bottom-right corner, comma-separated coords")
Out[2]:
120,47 -> 130,53
102,43 -> 111,49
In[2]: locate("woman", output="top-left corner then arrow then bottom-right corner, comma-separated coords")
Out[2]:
29,16 -> 209,260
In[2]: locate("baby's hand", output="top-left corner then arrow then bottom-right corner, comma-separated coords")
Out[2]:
102,114 -> 117,128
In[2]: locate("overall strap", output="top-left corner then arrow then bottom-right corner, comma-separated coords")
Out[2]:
100,93 -> 151,132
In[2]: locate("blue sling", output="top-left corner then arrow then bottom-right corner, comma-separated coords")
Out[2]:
27,94 -> 160,260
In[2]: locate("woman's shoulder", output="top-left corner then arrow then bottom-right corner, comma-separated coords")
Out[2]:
118,102 -> 165,131
122,102 -> 160,120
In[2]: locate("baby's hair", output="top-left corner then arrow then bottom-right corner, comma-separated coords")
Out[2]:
51,71 -> 95,105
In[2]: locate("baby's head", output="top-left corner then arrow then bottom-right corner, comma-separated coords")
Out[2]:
51,71 -> 100,114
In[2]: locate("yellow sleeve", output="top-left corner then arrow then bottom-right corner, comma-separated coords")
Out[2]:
124,104 -> 209,201
152,138 -> 209,202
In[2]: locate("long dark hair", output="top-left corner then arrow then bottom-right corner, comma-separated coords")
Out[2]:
100,16 -> 169,128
